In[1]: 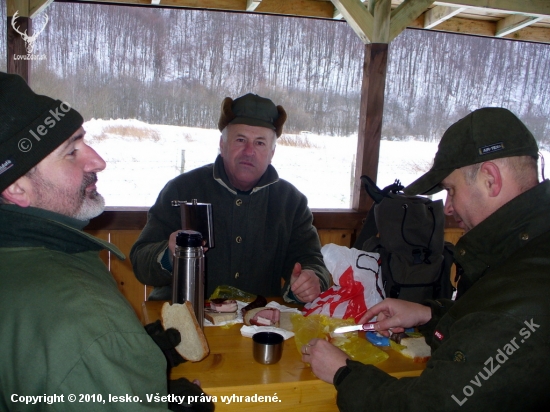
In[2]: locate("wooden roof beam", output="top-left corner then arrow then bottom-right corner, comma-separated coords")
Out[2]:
330,0 -> 374,44
333,0 -> 365,20
408,14 -> 550,44
246,0 -> 260,12
30,0 -> 54,17
7,0 -> 53,17
389,0 -> 435,42
372,0 -> 391,43
495,14 -> 544,38
433,0 -> 550,19
424,5 -> 467,29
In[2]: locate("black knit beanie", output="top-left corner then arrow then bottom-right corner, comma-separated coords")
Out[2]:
0,72 -> 84,193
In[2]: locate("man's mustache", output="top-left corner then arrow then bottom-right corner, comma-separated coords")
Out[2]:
81,173 -> 98,195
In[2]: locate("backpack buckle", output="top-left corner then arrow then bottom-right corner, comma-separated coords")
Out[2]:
412,249 -> 422,264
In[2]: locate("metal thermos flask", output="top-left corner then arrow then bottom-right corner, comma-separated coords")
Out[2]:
172,230 -> 205,329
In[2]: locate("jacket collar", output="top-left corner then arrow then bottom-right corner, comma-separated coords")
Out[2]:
454,179 -> 550,286
0,205 -> 124,259
212,154 -> 279,195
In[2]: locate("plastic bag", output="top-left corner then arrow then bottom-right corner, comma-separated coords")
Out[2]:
291,313 -> 388,365
303,244 -> 385,322
208,285 -> 256,302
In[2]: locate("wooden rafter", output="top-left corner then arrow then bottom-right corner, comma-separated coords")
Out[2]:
495,14 -> 544,38
331,0 -> 374,44
246,0 -> 260,12
433,0 -> 550,19
424,5 -> 467,29
389,0 -> 435,42
7,0 -> 54,17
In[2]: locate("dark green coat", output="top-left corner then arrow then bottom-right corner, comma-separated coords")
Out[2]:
130,155 -> 330,301
335,180 -> 550,411
0,205 -> 168,411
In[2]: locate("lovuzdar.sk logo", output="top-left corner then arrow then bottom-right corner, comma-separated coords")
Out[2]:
11,10 -> 48,61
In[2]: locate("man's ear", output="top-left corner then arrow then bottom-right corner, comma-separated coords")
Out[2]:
219,136 -> 224,155
1,178 -> 32,207
480,161 -> 502,198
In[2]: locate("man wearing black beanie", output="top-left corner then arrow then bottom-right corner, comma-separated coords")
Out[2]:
0,73 -> 212,412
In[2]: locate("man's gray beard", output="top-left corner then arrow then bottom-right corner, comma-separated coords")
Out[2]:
28,169 -> 106,221
73,191 -> 105,221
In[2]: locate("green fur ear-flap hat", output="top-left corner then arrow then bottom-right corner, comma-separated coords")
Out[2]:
404,107 -> 539,196
217,93 -> 287,137
0,72 -> 84,193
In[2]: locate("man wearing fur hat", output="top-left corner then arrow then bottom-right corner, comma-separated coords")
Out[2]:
131,93 -> 330,302
0,72 -> 211,412
301,107 -> 550,410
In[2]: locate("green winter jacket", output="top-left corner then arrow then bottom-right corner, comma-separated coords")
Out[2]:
335,180 -> 550,411
0,205 -> 169,411
130,155 -> 330,301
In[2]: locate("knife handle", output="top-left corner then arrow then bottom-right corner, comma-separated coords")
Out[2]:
362,322 -> 377,331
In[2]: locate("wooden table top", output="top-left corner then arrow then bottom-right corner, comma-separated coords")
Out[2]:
143,300 -> 425,411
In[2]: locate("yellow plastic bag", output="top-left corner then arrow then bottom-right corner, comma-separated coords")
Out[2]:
208,285 -> 256,302
290,313 -> 388,365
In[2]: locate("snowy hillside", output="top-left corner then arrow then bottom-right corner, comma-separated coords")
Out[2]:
86,118 -> 549,209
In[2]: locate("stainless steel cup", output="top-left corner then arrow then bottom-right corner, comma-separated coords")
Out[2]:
252,332 -> 284,365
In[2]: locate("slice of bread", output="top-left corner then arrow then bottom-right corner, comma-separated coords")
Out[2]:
398,337 -> 431,363
161,302 -> 209,362
204,309 -> 237,325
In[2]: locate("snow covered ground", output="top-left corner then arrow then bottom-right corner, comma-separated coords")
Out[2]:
85,118 -> 548,209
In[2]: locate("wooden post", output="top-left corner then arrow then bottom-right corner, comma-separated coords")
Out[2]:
7,15 -> 31,82
351,43 -> 388,212
350,153 -> 356,208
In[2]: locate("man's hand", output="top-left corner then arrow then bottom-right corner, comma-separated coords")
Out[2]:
168,231 -> 179,256
290,262 -> 321,303
301,338 -> 349,383
358,298 -> 432,337
168,231 -> 208,262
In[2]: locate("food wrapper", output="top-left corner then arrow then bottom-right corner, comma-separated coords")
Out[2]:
208,285 -> 256,302
303,244 -> 385,322
291,313 -> 388,365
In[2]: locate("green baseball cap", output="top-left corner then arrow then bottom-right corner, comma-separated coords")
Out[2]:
404,107 -> 539,196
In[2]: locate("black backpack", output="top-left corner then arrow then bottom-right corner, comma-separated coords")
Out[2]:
354,176 -> 454,303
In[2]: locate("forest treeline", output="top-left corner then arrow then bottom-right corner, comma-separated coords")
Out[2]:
1,1 -> 549,146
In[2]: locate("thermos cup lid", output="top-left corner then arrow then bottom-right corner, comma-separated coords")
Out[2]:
176,230 -> 203,247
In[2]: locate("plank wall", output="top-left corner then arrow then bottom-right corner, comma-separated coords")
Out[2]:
86,224 -> 464,322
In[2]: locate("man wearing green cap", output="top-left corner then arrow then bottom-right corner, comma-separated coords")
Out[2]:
0,72 -> 211,412
131,93 -> 330,303
301,107 -> 550,410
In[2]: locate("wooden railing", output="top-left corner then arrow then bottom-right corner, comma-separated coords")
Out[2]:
86,209 -> 463,322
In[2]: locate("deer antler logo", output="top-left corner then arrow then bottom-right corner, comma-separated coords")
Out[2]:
11,11 -> 49,55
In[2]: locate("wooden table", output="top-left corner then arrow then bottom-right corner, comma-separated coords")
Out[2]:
143,301 -> 425,411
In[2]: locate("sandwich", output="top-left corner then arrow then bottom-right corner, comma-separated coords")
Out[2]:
205,299 -> 238,325
243,307 -> 280,327
161,302 -> 209,362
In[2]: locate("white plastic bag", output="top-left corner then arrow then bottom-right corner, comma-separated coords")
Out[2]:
303,244 -> 385,322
